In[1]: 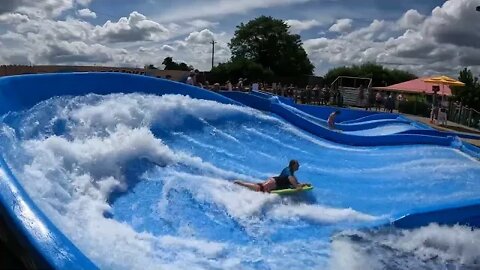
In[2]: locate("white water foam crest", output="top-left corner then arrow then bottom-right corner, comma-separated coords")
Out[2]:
20,124 -> 250,204
159,235 -> 226,258
278,123 -> 370,152
11,125 -> 257,269
329,224 -> 480,270
242,126 -> 309,154
156,170 -> 277,220
306,157 -> 478,177
390,224 -> 480,265
2,93 -> 477,270
176,133 -> 236,159
154,171 -> 377,227
22,126 -> 174,189
69,93 -> 274,133
269,204 -> 378,224
345,124 -> 415,136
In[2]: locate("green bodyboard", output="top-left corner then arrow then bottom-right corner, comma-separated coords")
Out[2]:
270,185 -> 313,194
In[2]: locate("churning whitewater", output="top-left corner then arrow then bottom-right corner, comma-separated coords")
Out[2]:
0,93 -> 479,270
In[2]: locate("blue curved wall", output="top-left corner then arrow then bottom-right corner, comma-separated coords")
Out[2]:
0,73 -> 478,269
221,91 -> 455,146
251,90 -> 378,121
250,90 -> 295,105
240,91 -> 428,132
0,156 -> 98,269
280,103 -> 413,131
399,129 -> 480,140
0,73 -> 243,270
340,113 -> 401,124
294,103 -> 377,122
391,199 -> 480,229
220,91 -> 271,111
0,72 -> 240,115
270,103 -> 455,146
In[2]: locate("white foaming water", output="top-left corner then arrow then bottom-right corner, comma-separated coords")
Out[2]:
345,123 -> 415,136
242,126 -> 314,155
0,93 -> 378,269
305,157 -> 477,177
0,93 -> 478,270
158,236 -> 226,258
151,170 -> 378,228
269,204 -> 378,224
278,123 -> 370,151
69,93 -> 268,132
330,224 -> 480,270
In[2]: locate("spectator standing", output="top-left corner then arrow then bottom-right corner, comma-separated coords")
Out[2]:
385,93 -> 395,113
236,78 -> 244,91
375,92 -> 383,111
186,71 -> 195,85
357,84 -> 365,107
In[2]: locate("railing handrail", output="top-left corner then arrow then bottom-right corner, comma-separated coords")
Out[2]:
330,76 -> 373,90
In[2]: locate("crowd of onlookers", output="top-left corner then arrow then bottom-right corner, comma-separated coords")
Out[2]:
184,72 -> 345,106
182,72 -> 454,120
357,85 -> 401,113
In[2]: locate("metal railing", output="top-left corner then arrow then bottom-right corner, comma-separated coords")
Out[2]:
330,76 -> 373,106
448,103 -> 480,130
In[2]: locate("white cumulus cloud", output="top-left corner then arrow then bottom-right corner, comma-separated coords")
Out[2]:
77,8 -> 96,19
398,9 -> 425,30
94,11 -> 169,43
0,12 -> 29,24
185,29 -> 215,45
286,19 -> 321,34
329,18 -> 353,33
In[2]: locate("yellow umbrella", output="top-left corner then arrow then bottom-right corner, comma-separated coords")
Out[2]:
423,75 -> 465,87
423,76 -> 465,123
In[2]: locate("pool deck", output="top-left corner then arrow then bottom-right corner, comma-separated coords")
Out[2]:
404,115 -> 480,147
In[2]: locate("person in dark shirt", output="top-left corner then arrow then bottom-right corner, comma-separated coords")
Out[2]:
234,160 -> 310,192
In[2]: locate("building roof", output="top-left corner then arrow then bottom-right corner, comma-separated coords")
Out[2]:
373,77 -> 452,96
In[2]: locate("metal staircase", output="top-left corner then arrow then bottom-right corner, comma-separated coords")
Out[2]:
330,76 -> 372,107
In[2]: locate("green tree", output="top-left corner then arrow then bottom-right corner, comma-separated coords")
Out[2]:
229,16 -> 314,77
453,68 -> 480,110
162,57 -> 191,71
145,64 -> 158,69
211,58 -> 274,83
178,63 -> 189,71
162,57 -> 176,70
323,63 -> 417,87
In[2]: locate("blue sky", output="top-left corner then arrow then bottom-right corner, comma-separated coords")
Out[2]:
1,0 -> 479,76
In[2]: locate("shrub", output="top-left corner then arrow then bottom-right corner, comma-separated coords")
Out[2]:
398,101 -> 430,117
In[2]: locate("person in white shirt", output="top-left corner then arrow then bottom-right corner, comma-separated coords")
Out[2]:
328,110 -> 341,129
237,78 -> 244,91
186,71 -> 195,85
437,107 -> 448,126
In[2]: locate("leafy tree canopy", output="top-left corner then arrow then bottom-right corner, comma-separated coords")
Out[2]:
210,58 -> 274,83
145,64 -> 158,69
323,62 -> 417,87
229,16 -> 314,77
162,57 -> 191,71
453,68 -> 480,110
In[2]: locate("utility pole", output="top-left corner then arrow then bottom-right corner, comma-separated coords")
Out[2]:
210,40 -> 217,70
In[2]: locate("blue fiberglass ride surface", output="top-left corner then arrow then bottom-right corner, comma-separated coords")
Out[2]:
249,90 -> 480,140
0,73 -> 479,269
273,102 -> 415,132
